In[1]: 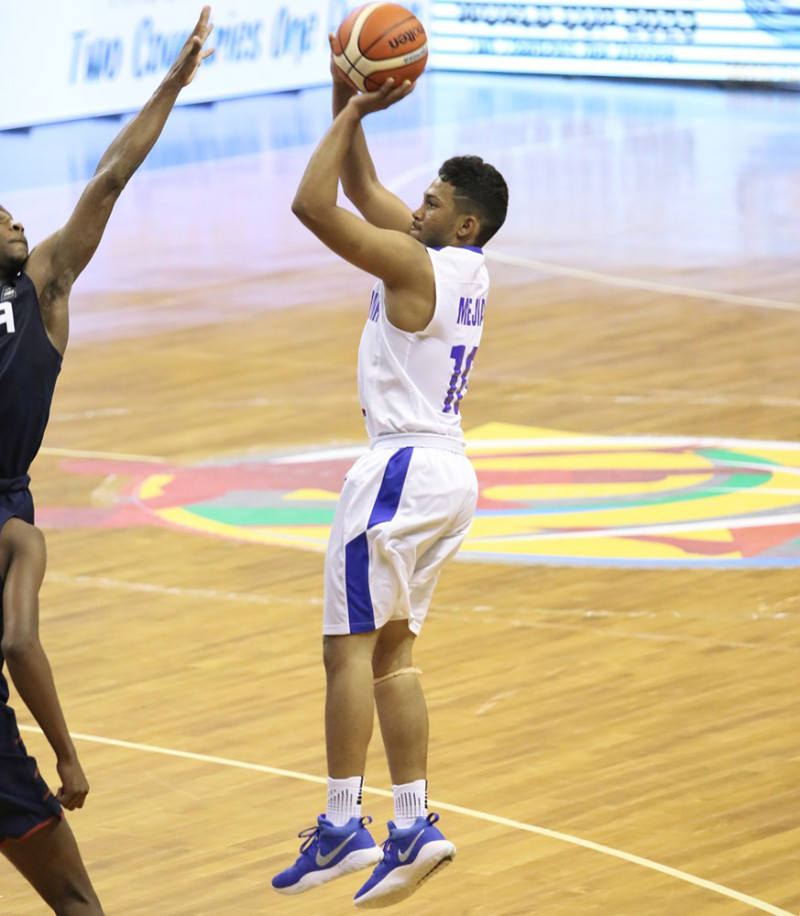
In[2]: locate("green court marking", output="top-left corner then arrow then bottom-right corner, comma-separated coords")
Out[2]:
186,506 -> 336,526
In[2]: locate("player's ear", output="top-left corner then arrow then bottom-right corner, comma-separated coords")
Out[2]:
456,213 -> 479,242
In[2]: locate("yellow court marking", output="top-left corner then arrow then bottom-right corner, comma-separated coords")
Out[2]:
138,474 -> 174,500
284,488 -> 340,501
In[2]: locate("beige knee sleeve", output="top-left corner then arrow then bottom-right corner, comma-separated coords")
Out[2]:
373,667 -> 422,687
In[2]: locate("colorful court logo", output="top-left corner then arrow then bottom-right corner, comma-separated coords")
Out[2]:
51,423 -> 800,568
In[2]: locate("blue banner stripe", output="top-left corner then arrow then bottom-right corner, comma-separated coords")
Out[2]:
367,447 -> 414,530
345,532 -> 375,633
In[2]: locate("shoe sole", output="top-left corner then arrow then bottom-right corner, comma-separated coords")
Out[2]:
353,841 -> 456,909
273,846 -> 384,896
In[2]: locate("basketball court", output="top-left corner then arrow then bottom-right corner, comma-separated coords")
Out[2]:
0,65 -> 798,915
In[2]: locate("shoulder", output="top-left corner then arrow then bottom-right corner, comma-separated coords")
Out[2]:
427,245 -> 487,277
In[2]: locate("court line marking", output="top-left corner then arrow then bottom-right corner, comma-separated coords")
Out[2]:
40,446 -> 167,463
15,724 -> 793,915
45,572 -> 283,607
6,118 -> 799,318
471,511 -> 800,543
387,146 -> 800,316
45,572 -> 800,653
433,607 -> 800,654
43,572 -> 796,654
39,434 -> 800,466
485,250 -> 800,314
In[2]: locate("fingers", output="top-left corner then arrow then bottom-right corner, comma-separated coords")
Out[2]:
192,6 -> 214,46
196,5 -> 211,34
378,78 -> 415,102
56,787 -> 88,810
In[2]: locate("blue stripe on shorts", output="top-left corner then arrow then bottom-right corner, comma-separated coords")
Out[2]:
344,447 -> 413,633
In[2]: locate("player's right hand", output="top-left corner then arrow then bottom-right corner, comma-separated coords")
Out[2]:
168,5 -> 216,88
350,78 -> 414,117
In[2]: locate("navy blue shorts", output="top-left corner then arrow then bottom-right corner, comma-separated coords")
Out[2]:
0,475 -> 35,532
0,705 -> 63,845
0,477 -> 61,845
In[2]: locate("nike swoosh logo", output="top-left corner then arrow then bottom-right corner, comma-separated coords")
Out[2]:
398,829 -> 426,863
316,831 -> 357,867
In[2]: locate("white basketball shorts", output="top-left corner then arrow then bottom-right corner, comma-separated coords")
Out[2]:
323,438 -> 478,636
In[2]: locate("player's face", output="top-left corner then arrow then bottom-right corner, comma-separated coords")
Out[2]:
0,207 -> 28,276
410,179 -> 463,248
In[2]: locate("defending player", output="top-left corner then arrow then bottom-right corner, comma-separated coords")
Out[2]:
271,63 -> 508,908
0,9 -> 214,912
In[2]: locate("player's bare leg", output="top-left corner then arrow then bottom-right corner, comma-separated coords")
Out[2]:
354,620 -> 454,909
323,630 -> 380,777
272,631 -> 384,895
1,818 -> 104,915
373,621 -> 428,783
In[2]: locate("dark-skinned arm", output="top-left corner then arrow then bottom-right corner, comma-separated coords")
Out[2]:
1,536 -> 88,810
26,6 -> 215,355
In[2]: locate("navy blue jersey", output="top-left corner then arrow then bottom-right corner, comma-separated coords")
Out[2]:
0,274 -> 63,846
0,271 -> 62,480
0,271 -> 60,707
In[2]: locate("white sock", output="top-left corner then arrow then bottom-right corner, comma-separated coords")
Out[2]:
326,776 -> 363,826
392,779 -> 427,829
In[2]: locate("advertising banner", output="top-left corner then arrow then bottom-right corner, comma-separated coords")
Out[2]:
427,1 -> 800,83
0,0 -> 367,130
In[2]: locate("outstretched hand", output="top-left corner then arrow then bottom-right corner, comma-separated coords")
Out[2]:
349,78 -> 415,117
168,5 -> 215,87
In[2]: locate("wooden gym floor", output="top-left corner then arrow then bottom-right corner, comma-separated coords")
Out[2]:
0,72 -> 798,914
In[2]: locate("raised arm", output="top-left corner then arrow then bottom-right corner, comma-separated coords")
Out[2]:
292,81 -> 435,332
25,6 -> 215,355
331,45 -> 414,233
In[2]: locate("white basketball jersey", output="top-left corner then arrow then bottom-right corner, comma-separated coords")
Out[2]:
358,245 -> 489,441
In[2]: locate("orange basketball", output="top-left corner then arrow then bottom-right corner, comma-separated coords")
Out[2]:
331,3 -> 428,93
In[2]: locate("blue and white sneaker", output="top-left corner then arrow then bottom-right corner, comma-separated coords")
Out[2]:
272,815 -> 383,895
353,813 -> 456,908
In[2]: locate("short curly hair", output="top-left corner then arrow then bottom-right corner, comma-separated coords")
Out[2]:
438,156 -> 509,246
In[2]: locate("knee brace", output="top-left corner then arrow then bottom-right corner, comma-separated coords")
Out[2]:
373,667 -> 422,687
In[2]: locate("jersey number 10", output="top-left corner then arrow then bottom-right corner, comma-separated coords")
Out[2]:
443,345 -> 478,415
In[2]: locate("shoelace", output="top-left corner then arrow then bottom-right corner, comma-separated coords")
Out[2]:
297,826 -> 321,856
295,815 -> 374,856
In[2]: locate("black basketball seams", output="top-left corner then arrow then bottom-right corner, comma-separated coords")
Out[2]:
358,14 -> 419,58
340,46 -> 371,83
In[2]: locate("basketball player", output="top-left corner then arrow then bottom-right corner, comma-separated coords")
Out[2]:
272,64 -> 508,908
0,9 -> 214,912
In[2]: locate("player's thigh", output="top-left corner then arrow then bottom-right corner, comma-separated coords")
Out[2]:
0,517 -> 46,579
1,817 -> 98,909
401,450 -> 477,626
324,449 -> 400,634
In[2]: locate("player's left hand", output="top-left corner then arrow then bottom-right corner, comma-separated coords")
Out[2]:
329,33 -> 355,88
350,78 -> 415,117
168,5 -> 216,88
55,756 -> 90,810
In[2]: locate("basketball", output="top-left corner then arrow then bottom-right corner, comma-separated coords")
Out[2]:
331,3 -> 428,93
